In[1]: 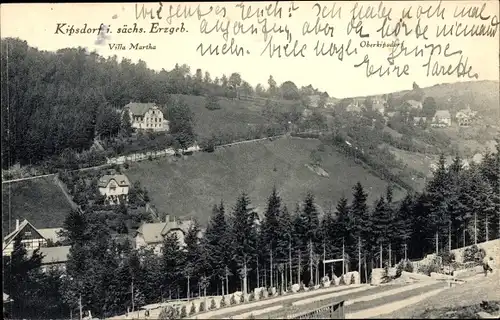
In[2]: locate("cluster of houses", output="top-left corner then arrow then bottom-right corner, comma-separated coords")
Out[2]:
307,94 -> 478,129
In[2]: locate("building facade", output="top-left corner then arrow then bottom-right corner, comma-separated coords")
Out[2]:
3,220 -> 47,256
123,102 -> 169,132
98,174 -> 130,205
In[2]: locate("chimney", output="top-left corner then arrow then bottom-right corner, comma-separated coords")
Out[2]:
15,219 -> 19,231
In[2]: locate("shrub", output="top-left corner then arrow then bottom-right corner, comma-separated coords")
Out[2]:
463,245 -> 486,264
220,296 -> 226,308
209,298 -> 217,310
298,282 -> 305,292
339,275 -> 346,285
230,294 -> 237,305
396,260 -> 414,278
350,273 -> 356,285
199,301 -> 206,312
249,291 -> 255,301
189,303 -> 196,315
259,289 -> 265,300
418,260 -> 441,276
158,306 -> 179,320
439,251 -> 456,265
240,293 -> 245,303
308,280 -> 315,290
268,287 -> 274,296
180,305 -> 187,318
382,264 -> 390,283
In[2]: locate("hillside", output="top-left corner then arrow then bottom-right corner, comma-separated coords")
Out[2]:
125,136 -> 406,225
1,176 -> 74,237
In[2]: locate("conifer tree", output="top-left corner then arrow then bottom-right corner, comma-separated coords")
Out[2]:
350,182 -> 370,271
204,201 -> 232,294
261,187 -> 283,263
161,233 -> 184,299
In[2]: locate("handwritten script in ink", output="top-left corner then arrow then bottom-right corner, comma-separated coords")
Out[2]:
54,1 -> 499,79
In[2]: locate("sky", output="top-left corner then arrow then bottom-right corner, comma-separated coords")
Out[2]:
1,1 -> 499,98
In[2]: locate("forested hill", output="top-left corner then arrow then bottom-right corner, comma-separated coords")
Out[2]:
0,38 -> 328,169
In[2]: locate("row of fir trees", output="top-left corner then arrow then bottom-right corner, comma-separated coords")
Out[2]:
3,144 -> 499,319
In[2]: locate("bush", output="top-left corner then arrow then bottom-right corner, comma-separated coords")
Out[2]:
240,293 -> 245,303
199,301 -> 206,312
220,296 -> 226,308
463,245 -> 486,264
259,289 -> 265,300
189,303 -> 196,315
418,260 -> 441,276
339,275 -> 346,285
298,282 -> 305,292
158,306 -> 180,320
308,280 -> 315,290
230,294 -> 237,305
382,264 -> 390,283
396,260 -> 414,278
180,305 -> 187,318
249,291 -> 255,301
209,298 -> 217,310
350,273 -> 356,285
439,251 -> 456,265
268,287 -> 274,296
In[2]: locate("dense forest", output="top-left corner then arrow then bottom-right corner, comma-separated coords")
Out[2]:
1,38 -> 328,169
3,144 -> 499,319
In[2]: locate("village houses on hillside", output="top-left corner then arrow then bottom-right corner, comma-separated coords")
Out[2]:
134,215 -> 204,255
123,102 -> 169,132
98,174 -> 130,205
2,219 -> 70,272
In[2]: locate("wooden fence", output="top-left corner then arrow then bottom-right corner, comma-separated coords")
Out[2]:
266,299 -> 345,319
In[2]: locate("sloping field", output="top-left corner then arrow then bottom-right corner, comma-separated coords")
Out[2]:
125,137 -> 406,224
2,176 -> 73,236
172,94 -> 293,141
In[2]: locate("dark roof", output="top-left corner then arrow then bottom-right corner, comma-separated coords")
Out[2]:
124,102 -> 158,116
98,174 -> 130,188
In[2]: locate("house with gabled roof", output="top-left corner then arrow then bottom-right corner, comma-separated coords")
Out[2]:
28,245 -> 71,273
431,110 -> 452,128
123,102 -> 169,132
2,219 -> 47,257
98,174 -> 130,205
134,215 -> 203,255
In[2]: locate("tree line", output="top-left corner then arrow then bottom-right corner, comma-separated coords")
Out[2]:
1,38 -> 327,169
3,143 -> 498,319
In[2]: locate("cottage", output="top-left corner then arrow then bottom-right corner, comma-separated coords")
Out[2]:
135,215 -> 202,255
346,100 -> 362,113
123,102 -> 169,132
456,107 -> 477,127
372,99 -> 386,115
98,174 -> 130,204
3,219 -> 47,256
28,246 -> 71,273
431,110 -> 452,127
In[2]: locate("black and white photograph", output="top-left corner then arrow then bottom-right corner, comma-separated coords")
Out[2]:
1,1 -> 499,319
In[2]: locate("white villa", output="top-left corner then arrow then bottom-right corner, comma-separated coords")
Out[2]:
431,110 -> 452,128
123,102 -> 169,132
98,174 -> 130,205
456,106 -> 477,127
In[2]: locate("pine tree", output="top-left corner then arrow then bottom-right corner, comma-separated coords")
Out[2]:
229,193 -> 258,294
261,187 -> 282,263
371,197 -> 391,268
161,233 -> 184,299
204,201 -> 232,294
394,193 -> 413,260
184,219 -> 203,299
426,154 -> 451,254
350,182 -> 370,271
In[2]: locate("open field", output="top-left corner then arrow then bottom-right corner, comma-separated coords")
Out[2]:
2,176 -> 74,236
171,94 -> 296,141
125,137 -> 406,224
